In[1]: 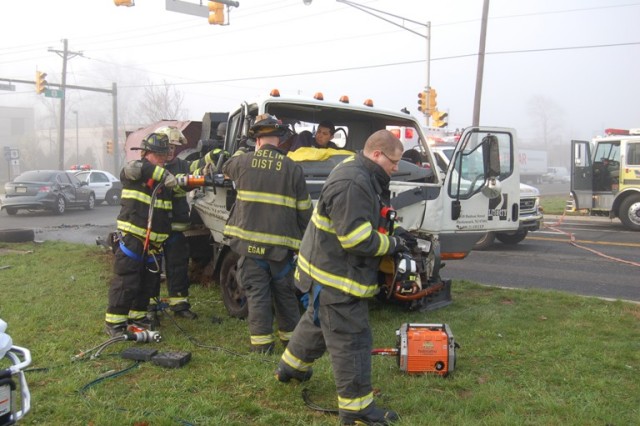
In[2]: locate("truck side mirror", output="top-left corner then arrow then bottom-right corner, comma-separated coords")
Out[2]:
483,134 -> 501,178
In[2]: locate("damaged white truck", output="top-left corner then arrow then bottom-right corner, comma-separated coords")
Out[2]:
188,91 -> 522,317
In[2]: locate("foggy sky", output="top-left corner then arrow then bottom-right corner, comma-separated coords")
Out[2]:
2,0 -> 639,145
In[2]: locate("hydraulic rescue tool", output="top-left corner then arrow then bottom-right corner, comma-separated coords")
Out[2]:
0,319 -> 32,426
372,323 -> 458,376
378,207 -> 452,311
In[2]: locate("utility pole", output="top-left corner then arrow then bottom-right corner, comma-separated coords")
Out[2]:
472,0 -> 490,127
48,39 -> 83,170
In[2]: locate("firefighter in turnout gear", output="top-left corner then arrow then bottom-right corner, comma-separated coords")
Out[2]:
275,130 -> 406,425
146,126 -> 229,323
223,114 -> 312,354
104,132 -> 178,337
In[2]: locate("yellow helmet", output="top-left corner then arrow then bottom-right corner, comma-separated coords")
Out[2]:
155,126 -> 187,146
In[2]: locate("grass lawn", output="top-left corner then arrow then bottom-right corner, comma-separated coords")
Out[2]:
0,241 -> 638,425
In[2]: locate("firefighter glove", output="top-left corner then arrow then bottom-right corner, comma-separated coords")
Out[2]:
201,162 -> 214,176
392,236 -> 411,254
163,171 -> 178,188
123,160 -> 143,180
393,227 -> 417,250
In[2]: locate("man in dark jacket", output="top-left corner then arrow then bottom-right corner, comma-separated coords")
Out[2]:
104,132 -> 177,337
223,114 -> 312,353
274,130 -> 407,425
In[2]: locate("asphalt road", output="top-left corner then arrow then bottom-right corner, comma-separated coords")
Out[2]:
442,214 -> 640,303
0,203 -> 118,245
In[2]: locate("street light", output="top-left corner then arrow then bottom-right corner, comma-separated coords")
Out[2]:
72,110 -> 78,167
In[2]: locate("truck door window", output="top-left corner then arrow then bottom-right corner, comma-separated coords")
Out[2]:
628,143 -> 640,165
449,131 -> 513,199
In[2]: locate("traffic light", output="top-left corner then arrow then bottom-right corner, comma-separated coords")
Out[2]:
35,71 -> 47,95
428,88 -> 437,114
114,0 -> 134,6
431,110 -> 449,128
106,140 -> 114,154
417,91 -> 428,115
208,1 -> 225,25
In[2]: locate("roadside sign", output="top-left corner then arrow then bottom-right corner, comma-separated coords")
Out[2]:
45,88 -> 64,99
0,83 -> 16,91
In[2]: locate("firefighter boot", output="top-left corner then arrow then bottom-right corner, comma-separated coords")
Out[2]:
274,362 -> 313,383
339,404 -> 399,426
171,302 -> 198,320
145,304 -> 161,329
250,343 -> 275,355
104,321 -> 127,338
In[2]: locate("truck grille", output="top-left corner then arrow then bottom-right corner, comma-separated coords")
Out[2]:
520,197 -> 537,215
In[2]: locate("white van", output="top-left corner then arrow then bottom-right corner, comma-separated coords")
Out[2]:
543,167 -> 570,183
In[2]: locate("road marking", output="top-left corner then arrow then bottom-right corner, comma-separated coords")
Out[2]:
528,235 -> 640,248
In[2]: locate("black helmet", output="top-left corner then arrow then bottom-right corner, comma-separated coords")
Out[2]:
132,132 -> 170,154
248,114 -> 291,139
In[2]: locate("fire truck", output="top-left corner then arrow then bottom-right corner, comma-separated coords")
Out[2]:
567,128 -> 640,230
188,89 -> 523,317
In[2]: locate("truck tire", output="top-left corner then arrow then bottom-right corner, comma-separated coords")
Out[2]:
219,251 -> 248,318
0,228 -> 35,243
473,232 -> 495,250
496,230 -> 528,245
619,194 -> 640,231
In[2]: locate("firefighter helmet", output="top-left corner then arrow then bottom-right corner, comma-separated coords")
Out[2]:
248,114 -> 291,139
155,126 -> 187,146
132,132 -> 170,153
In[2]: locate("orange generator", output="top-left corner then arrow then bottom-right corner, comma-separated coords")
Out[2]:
373,323 -> 457,376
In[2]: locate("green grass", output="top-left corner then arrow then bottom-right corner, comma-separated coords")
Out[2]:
1,241 -> 639,425
540,195 -> 570,215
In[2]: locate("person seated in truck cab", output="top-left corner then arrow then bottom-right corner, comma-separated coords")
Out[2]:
312,121 -> 340,149
290,121 -> 341,151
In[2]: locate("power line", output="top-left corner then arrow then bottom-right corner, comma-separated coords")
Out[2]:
116,40 -> 640,89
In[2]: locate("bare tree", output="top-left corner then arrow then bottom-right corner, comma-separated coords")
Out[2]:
527,96 -> 567,166
526,95 -> 564,149
137,80 -> 188,123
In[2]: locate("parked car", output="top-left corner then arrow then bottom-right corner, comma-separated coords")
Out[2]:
1,170 -> 95,215
542,166 -> 570,183
73,169 -> 122,205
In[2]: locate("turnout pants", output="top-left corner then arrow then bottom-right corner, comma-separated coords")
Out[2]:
106,233 -> 162,324
280,284 -> 374,413
239,255 -> 300,348
163,231 -> 191,309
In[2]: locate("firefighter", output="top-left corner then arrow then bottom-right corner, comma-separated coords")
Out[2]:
223,114 -> 312,354
104,132 -> 178,337
274,130 -> 409,425
147,126 -> 229,323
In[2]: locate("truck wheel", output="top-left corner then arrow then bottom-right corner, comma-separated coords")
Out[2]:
219,251 -> 248,318
496,230 -> 528,245
619,194 -> 640,231
473,232 -> 495,250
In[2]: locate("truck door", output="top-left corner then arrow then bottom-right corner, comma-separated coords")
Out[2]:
571,140 -> 593,209
436,127 -> 521,256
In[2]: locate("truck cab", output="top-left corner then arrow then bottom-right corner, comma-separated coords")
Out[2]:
568,128 -> 640,230
192,90 -> 522,315
428,143 -> 543,249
